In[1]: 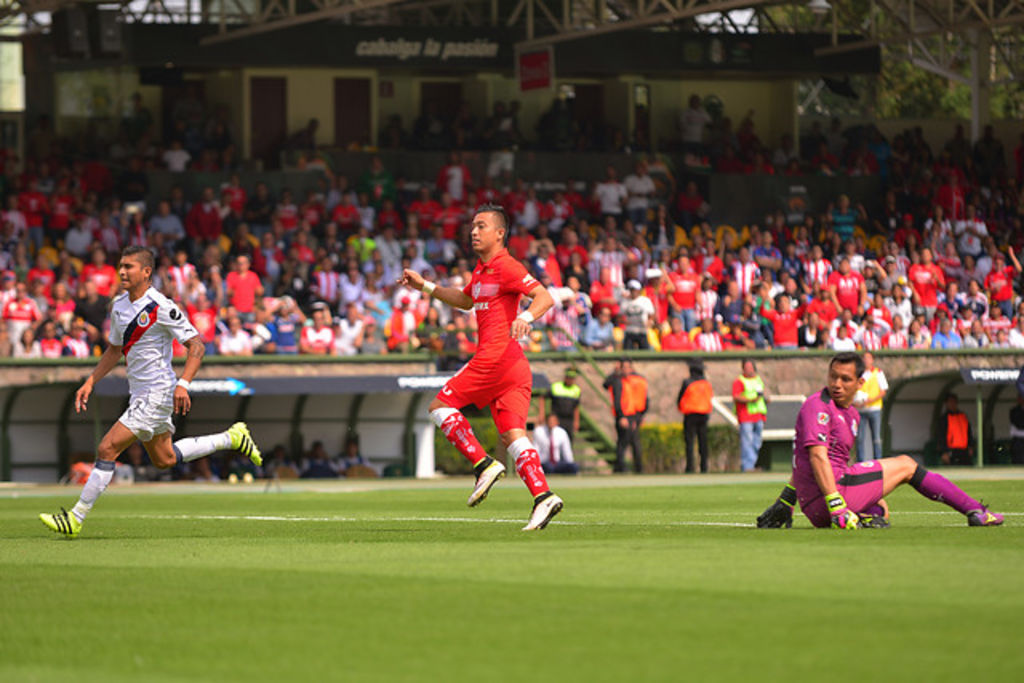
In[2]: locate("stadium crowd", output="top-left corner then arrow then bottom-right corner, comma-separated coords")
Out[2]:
3,95 -> 1024,361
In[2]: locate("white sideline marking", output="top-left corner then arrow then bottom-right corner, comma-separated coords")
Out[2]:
122,513 -> 755,528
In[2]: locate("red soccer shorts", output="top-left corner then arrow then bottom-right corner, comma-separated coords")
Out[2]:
438,356 -> 533,433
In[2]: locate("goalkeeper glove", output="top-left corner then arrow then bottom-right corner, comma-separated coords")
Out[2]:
826,492 -> 859,530
756,484 -> 796,528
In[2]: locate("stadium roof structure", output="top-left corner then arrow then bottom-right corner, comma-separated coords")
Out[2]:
4,1 -> 1022,130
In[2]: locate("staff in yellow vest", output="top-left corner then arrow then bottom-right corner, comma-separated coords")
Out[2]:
732,359 -> 768,472
938,393 -> 974,466
677,359 -> 713,473
852,352 -> 888,461
603,357 -> 649,473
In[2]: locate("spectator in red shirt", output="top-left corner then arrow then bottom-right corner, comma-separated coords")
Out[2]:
827,257 -> 866,314
37,320 -> 63,359
668,252 -> 701,331
934,171 -> 966,220
760,294 -> 805,349
589,267 -> 621,318
81,248 -> 118,298
908,247 -> 946,321
299,304 -> 335,355
49,181 -> 76,236
225,254 -> 264,319
187,291 -> 219,354
984,249 -> 1022,318
3,281 -> 42,342
660,316 -> 695,350
330,192 -> 360,233
19,179 -> 49,252
26,253 -> 55,297
185,186 -> 223,245
408,187 -> 441,227
220,174 -> 247,214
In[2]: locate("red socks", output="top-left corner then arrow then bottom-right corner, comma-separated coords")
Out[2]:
432,408 -> 487,466
509,437 -> 549,498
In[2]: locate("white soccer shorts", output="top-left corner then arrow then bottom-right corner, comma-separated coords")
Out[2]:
118,390 -> 176,443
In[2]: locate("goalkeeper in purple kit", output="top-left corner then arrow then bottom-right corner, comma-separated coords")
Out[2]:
757,352 -> 1003,529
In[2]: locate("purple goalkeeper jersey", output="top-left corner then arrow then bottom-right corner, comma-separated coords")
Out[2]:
792,388 -> 860,501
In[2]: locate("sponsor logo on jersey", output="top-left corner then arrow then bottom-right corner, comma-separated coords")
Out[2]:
169,307 -> 182,321
473,302 -> 490,311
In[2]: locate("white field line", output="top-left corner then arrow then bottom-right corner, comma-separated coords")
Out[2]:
117,513 -> 757,528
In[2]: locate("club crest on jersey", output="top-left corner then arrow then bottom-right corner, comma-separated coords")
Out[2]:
817,412 -> 829,425
137,311 -> 150,327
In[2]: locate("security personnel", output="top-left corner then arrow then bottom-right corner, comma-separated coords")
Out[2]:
603,357 -> 649,473
938,393 -> 973,466
547,368 -> 582,442
677,360 -> 713,473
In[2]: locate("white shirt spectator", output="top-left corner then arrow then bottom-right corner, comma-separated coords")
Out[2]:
218,328 -> 253,356
621,294 -> 655,334
679,106 -> 711,144
593,181 -> 627,216
162,148 -> 192,173
532,424 -> 574,466
64,223 -> 94,257
623,173 -> 656,211
333,319 -> 363,356
956,216 -> 988,256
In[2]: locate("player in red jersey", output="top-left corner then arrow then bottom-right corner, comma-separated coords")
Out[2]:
399,204 -> 563,530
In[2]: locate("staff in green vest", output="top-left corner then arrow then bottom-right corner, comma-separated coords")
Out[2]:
545,368 -> 582,442
732,359 -> 769,472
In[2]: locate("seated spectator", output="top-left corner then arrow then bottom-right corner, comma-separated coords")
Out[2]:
300,441 -> 339,479
931,315 -> 963,349
581,306 -> 615,351
533,414 -> 578,475
217,315 -> 253,356
660,316 -> 695,351
337,434 -> 371,475
299,303 -> 335,355
333,304 -> 364,356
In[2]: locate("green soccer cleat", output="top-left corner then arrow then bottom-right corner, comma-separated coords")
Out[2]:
40,508 -> 82,538
228,422 -> 262,466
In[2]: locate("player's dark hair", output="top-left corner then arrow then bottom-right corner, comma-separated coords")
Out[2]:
475,203 -> 510,245
830,351 -> 865,377
121,245 -> 154,272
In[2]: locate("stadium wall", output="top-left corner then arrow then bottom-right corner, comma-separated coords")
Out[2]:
2,351 -> 1022,482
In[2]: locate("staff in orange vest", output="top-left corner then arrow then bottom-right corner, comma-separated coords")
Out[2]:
603,357 -> 649,473
938,393 -> 974,466
677,359 -> 713,473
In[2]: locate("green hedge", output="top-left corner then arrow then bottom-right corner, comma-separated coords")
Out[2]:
639,423 -> 741,473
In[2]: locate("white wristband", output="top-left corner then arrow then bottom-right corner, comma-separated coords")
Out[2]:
176,378 -> 191,391
516,311 -> 535,324
422,281 -> 436,297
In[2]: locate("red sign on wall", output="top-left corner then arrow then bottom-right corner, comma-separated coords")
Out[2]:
517,48 -> 554,92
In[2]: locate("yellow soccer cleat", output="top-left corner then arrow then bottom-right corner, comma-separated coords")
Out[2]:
228,422 -> 262,467
40,508 -> 82,538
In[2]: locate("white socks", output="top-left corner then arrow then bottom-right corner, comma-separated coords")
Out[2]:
429,407 -> 460,428
70,460 -> 115,522
174,432 -> 232,463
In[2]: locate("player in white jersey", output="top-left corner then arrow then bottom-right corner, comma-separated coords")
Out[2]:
40,246 -> 261,538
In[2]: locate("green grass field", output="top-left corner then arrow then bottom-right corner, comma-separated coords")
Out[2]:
2,474 -> 1023,683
